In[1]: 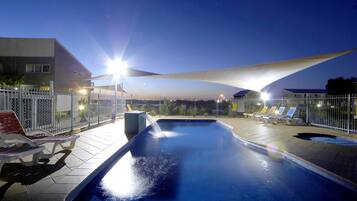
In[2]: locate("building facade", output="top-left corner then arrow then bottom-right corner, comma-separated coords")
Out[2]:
283,88 -> 327,106
232,90 -> 261,113
283,89 -> 327,99
0,37 -> 91,91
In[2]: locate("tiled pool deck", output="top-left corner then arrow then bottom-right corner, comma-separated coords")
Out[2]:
0,120 -> 129,201
219,118 -> 357,184
1,117 -> 356,200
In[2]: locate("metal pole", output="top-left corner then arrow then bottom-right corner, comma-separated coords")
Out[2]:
50,81 -> 55,129
97,93 -> 100,125
305,95 -> 309,123
347,94 -> 351,134
114,79 -> 117,121
121,77 -> 124,118
88,89 -> 91,128
18,86 -> 23,125
70,89 -> 74,132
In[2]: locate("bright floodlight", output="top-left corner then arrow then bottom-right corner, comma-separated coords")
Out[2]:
78,104 -> 85,111
78,88 -> 87,95
260,92 -> 270,101
107,59 -> 128,79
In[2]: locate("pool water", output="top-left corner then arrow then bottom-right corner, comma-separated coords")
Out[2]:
71,120 -> 356,201
311,136 -> 357,145
295,133 -> 357,146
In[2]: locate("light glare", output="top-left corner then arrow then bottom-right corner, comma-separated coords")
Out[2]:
78,88 -> 87,95
107,59 -> 128,79
78,104 -> 85,111
260,92 -> 270,101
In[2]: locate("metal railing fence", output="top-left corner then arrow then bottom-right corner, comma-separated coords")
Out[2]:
127,95 -> 357,134
238,95 -> 357,133
0,86 -> 126,134
306,94 -> 356,133
1,86 -> 355,134
127,99 -> 232,117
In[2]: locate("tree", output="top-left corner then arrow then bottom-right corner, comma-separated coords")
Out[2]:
178,104 -> 186,115
0,73 -> 24,86
78,98 -> 88,122
326,77 -> 357,95
159,100 -> 169,115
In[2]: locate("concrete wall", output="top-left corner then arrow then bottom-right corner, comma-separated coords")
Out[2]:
0,38 -> 55,57
0,56 -> 55,87
54,41 -> 91,92
0,38 -> 91,91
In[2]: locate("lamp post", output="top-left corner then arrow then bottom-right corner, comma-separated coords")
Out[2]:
107,59 -> 128,121
216,94 -> 225,117
260,92 -> 270,107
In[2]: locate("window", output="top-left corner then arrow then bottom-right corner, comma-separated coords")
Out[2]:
26,64 -> 34,72
42,64 -> 50,73
25,64 -> 50,73
34,64 -> 42,72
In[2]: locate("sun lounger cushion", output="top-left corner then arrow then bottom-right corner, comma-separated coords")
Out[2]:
0,112 -> 26,135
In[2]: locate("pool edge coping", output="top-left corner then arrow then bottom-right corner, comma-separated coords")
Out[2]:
216,120 -> 357,193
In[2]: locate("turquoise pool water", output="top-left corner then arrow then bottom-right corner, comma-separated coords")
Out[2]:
69,120 -> 356,201
295,133 -> 357,146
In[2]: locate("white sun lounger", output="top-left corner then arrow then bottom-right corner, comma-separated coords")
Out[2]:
262,106 -> 285,123
255,106 -> 277,120
244,106 -> 268,118
272,106 -> 303,125
0,141 -> 45,175
0,111 -> 79,158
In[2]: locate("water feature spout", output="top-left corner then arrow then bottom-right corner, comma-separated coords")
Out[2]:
145,114 -> 163,136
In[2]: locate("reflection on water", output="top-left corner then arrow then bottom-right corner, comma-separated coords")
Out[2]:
260,159 -> 269,171
149,131 -> 184,139
101,152 -> 176,200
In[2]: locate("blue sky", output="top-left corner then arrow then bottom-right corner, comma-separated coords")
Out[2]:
0,0 -> 356,99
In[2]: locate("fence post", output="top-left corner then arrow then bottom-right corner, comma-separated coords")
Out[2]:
18,86 -> 23,125
50,81 -> 55,130
70,89 -> 74,132
347,94 -> 351,134
97,93 -> 100,125
88,90 -> 91,128
305,95 -> 309,123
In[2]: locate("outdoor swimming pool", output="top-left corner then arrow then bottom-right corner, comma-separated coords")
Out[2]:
68,120 -> 356,201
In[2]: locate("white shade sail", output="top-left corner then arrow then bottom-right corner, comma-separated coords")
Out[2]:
146,49 -> 354,92
90,69 -> 159,80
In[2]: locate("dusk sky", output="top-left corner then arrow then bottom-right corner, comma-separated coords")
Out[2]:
1,0 -> 356,99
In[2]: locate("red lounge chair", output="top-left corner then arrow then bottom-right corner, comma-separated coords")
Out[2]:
0,111 -> 79,158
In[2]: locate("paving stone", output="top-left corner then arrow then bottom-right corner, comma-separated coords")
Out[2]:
44,183 -> 77,194
50,165 -> 72,178
53,175 -> 87,184
77,162 -> 101,169
68,168 -> 94,176
30,193 -> 67,201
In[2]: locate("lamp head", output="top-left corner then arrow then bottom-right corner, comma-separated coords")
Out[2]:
107,59 -> 128,79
